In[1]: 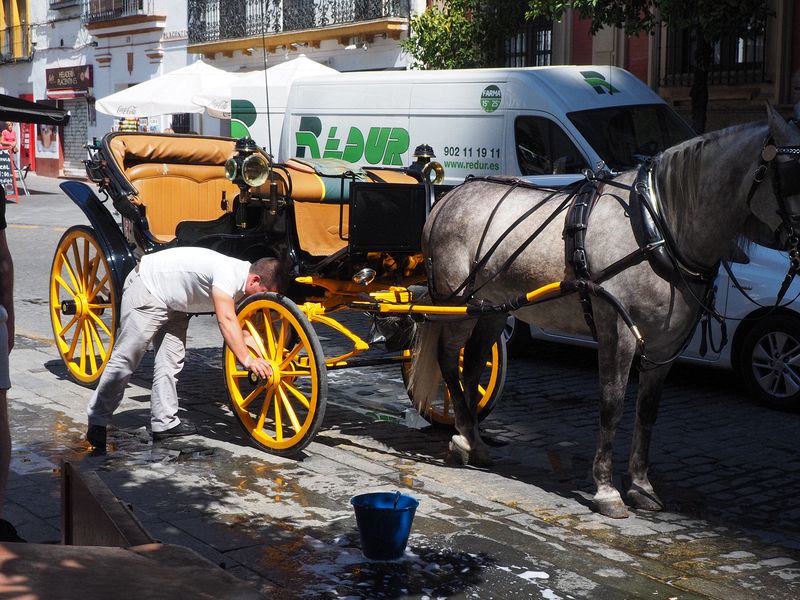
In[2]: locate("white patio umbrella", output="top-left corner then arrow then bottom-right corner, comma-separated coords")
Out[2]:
95,61 -> 242,118
192,55 -> 337,120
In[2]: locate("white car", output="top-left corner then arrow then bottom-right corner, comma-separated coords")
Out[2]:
517,244 -> 800,410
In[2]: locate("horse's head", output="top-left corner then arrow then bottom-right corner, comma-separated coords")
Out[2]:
747,103 -> 800,246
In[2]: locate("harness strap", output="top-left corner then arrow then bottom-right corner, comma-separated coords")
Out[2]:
439,180 -> 575,302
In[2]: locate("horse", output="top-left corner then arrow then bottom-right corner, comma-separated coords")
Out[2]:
409,104 -> 800,519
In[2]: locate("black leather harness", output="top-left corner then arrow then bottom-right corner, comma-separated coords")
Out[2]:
562,166 -> 718,349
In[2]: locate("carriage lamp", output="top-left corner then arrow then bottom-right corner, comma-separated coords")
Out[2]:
409,143 -> 445,184
224,137 -> 271,188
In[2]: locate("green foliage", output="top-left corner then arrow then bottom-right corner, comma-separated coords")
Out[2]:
401,0 -> 528,70
526,0 -> 769,40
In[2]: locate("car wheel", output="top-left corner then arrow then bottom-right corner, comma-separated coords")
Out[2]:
502,316 -> 532,358
739,315 -> 800,410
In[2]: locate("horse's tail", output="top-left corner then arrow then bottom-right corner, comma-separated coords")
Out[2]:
408,319 -> 443,415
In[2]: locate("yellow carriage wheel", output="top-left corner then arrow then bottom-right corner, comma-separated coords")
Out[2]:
401,340 -> 507,426
224,293 -> 327,456
50,225 -> 118,386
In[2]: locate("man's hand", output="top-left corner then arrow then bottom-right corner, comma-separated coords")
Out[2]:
212,287 -> 273,382
244,355 -> 273,380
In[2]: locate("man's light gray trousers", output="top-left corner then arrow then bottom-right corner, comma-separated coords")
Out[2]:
87,270 -> 189,433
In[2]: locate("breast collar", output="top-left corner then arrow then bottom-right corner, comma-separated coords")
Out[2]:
628,163 -> 717,286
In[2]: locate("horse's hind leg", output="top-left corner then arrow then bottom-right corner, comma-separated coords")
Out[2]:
593,321 -> 637,519
440,318 -> 499,467
626,365 -> 670,511
452,314 -> 507,466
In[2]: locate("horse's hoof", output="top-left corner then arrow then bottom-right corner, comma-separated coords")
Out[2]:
447,435 -> 470,466
626,484 -> 665,512
594,497 -> 629,519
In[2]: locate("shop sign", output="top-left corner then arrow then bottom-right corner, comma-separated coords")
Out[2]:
46,65 -> 93,92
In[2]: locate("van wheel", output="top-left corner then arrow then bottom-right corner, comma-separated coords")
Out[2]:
739,315 -> 800,411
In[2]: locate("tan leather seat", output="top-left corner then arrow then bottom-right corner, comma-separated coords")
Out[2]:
107,134 -> 239,243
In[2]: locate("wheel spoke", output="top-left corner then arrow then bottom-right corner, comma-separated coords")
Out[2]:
280,342 -> 304,370
280,369 -> 311,377
54,273 -> 78,299
239,383 -> 267,410
261,309 -> 277,356
278,386 -> 302,433
60,256 -> 81,297
78,322 -> 87,373
86,309 -> 112,337
283,380 -> 311,409
84,321 -> 98,374
271,394 -> 282,441
244,319 -> 268,360
70,240 -> 85,292
65,317 -> 84,361
88,272 -> 110,301
57,314 -> 79,340
89,321 -> 108,363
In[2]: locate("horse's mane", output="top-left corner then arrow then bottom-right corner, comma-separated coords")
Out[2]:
656,121 -> 770,257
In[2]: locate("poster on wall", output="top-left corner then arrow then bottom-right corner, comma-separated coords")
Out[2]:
36,123 -> 59,159
0,150 -> 19,202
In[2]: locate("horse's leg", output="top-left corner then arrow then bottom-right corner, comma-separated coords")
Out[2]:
451,314 -> 507,466
625,365 -> 670,511
438,319 -> 489,467
593,321 -> 637,519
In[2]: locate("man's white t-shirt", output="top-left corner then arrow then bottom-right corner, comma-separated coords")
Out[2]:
138,247 -> 251,313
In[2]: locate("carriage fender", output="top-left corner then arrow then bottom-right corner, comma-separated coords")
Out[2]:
59,180 -> 137,304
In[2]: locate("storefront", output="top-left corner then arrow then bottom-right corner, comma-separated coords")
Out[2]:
43,65 -> 94,177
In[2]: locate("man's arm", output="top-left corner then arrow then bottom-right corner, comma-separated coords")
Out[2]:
211,287 -> 271,379
0,230 -> 13,353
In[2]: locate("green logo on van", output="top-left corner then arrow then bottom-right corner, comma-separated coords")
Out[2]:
581,71 -> 620,94
294,117 -> 410,166
230,99 -> 256,138
480,85 -> 501,113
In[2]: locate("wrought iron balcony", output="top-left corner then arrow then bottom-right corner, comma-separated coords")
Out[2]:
81,0 -> 157,24
188,0 -> 410,45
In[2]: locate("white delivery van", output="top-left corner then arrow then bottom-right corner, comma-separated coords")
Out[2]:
230,65 -> 694,186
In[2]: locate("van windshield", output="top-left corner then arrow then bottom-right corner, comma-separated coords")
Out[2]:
568,104 -> 695,172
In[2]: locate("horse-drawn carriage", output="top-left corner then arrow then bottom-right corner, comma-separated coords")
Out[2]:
49,103 -> 800,518
49,132 -> 510,455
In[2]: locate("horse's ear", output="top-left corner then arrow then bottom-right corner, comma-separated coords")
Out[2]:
766,102 -> 794,140
766,102 -> 784,127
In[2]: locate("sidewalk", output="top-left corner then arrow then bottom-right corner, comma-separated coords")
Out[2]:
4,173 -> 800,598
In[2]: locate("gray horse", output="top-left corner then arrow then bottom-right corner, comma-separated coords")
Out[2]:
410,104 -> 800,518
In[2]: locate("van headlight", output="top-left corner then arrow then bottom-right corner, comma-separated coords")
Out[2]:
241,153 -> 270,187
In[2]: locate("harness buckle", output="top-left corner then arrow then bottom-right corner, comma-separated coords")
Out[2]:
754,164 -> 768,183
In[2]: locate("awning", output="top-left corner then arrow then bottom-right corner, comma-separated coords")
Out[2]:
95,61 -> 241,118
46,89 -> 90,101
0,93 -> 70,125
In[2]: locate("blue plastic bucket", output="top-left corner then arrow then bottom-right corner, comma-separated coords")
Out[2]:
351,491 -> 419,560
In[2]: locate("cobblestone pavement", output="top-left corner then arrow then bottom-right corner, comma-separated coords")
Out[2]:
4,175 -> 800,598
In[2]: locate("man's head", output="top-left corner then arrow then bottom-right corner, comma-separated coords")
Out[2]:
245,257 -> 285,295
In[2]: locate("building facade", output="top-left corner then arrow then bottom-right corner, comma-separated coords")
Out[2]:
0,1 -> 796,177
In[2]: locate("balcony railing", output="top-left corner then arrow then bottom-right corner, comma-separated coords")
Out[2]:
50,0 -> 81,8
188,0 -> 410,44
0,25 -> 32,62
81,0 -> 156,24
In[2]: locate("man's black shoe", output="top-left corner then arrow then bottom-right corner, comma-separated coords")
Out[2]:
86,424 -> 107,449
152,422 -> 197,441
0,519 -> 26,543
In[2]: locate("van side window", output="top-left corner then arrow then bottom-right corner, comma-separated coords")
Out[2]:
514,117 -> 587,176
